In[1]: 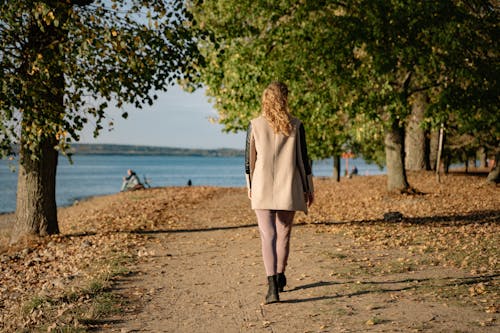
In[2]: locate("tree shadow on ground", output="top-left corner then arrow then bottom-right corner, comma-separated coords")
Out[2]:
59,210 -> 498,240
281,273 -> 500,304
130,223 -> 258,235
60,210 -> 499,239
126,209 -> 499,235
312,209 -> 499,227
62,231 -> 97,238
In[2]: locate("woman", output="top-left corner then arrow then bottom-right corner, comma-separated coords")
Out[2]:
120,169 -> 142,191
245,82 -> 314,304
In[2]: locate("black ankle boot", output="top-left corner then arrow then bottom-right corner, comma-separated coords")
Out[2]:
277,272 -> 286,292
265,275 -> 279,304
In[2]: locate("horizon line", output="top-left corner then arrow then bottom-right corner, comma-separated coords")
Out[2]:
75,142 -> 244,151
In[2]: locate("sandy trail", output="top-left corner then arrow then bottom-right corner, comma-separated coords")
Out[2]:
102,187 -> 497,333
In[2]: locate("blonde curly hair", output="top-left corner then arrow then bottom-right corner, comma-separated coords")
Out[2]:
261,82 -> 293,136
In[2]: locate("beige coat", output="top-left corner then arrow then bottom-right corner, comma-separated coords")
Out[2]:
245,116 -> 314,213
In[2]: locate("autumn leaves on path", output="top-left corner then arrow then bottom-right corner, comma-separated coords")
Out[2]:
103,177 -> 499,333
1,173 -> 497,332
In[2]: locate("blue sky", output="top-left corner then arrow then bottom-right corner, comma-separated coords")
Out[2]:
79,85 -> 246,150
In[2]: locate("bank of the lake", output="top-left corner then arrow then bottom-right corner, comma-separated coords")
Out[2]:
0,155 -> 384,213
0,172 -> 498,332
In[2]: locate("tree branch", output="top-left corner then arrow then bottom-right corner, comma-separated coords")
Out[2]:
408,82 -> 442,96
402,71 -> 412,93
71,0 -> 94,6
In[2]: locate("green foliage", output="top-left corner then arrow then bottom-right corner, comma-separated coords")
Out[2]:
349,115 -> 386,166
426,2 -> 499,160
0,0 -> 200,158
186,0 -> 498,162
185,1 -> 361,159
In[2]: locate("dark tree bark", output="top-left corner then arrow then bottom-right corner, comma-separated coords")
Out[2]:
405,92 -> 427,171
332,154 -> 341,182
444,154 -> 450,174
385,119 -> 410,192
12,139 -> 59,241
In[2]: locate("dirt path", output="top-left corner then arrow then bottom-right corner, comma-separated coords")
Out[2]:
1,174 -> 497,332
102,187 -> 498,333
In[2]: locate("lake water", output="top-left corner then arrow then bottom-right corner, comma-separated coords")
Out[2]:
0,155 -> 385,213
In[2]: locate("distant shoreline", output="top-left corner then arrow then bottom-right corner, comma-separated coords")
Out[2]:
5,143 -> 245,157
68,143 -> 244,157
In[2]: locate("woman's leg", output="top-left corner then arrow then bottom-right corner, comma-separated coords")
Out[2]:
255,209 -> 277,276
275,210 -> 295,274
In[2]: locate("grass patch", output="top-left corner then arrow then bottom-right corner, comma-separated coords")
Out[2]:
86,280 -> 105,295
22,295 -> 50,315
91,292 -> 119,318
28,326 -> 88,333
108,253 -> 134,277
16,252 -> 134,332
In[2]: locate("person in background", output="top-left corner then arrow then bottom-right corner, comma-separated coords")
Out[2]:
245,81 -> 314,304
120,169 -> 143,191
349,165 -> 358,178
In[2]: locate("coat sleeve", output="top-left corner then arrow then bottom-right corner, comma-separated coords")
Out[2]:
298,123 -> 314,193
244,123 -> 255,190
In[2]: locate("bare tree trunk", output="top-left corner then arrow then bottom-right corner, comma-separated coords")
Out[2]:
435,124 -> 444,182
486,151 -> 500,184
405,92 -> 427,170
385,119 -> 410,192
479,147 -> 488,168
12,138 -> 59,242
332,154 -> 341,182
429,128 -> 439,171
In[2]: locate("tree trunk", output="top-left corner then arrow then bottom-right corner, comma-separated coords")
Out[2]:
332,154 -> 341,182
479,147 -> 488,168
435,124 -> 445,182
428,128 -> 439,171
10,7 -> 65,243
405,92 -> 427,171
444,154 -> 450,174
385,119 -> 410,192
486,151 -> 500,184
12,138 -> 59,242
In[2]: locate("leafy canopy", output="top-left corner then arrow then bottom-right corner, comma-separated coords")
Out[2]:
0,0 -> 199,157
186,0 -> 498,161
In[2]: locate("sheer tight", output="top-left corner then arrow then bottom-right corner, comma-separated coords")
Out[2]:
255,210 -> 295,276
